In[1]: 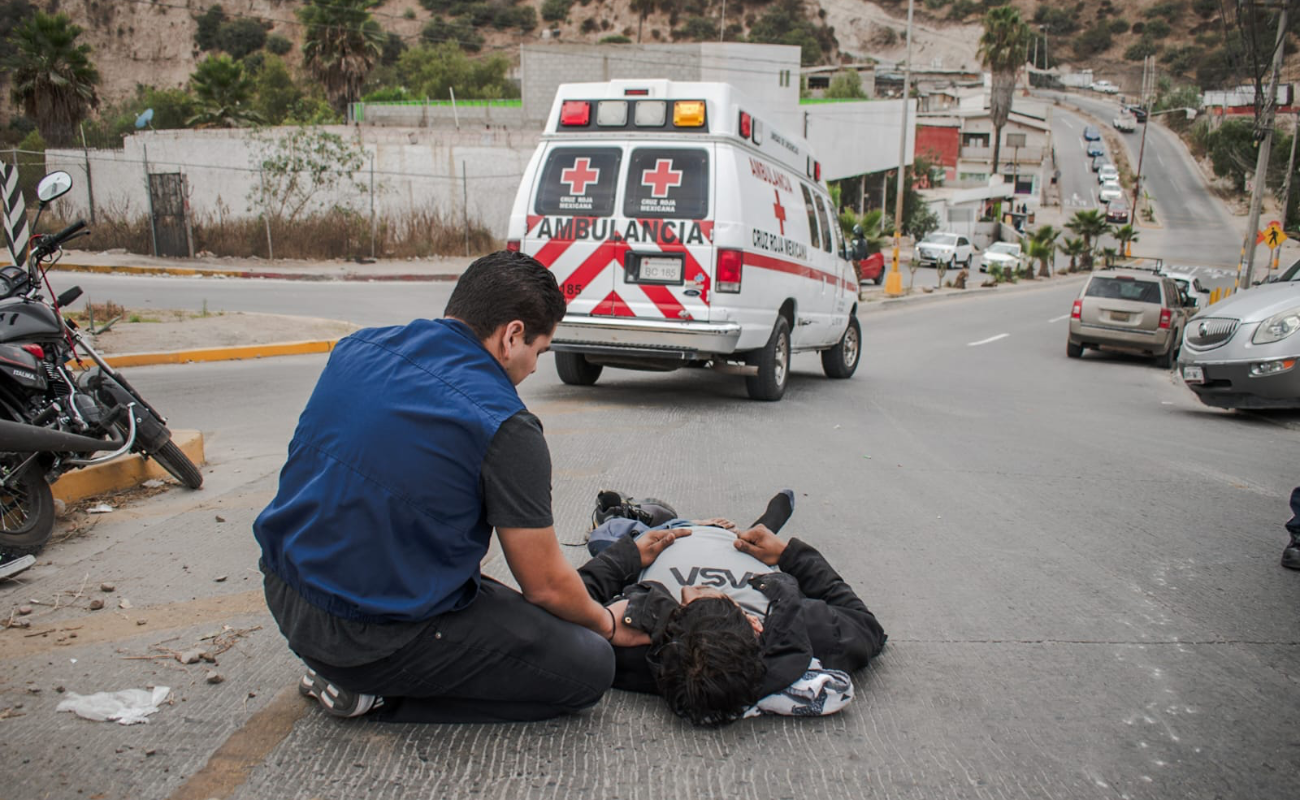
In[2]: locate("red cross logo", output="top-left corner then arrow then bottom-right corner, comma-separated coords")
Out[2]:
560,158 -> 600,195
641,159 -> 683,198
772,189 -> 786,236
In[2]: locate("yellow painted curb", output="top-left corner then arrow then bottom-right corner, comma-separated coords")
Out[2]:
100,339 -> 340,368
48,262 -> 251,279
51,429 -> 205,504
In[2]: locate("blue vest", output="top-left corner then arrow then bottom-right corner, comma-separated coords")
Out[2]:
254,318 -> 525,623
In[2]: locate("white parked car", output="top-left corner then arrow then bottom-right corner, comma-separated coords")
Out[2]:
1091,80 -> 1119,94
914,232 -> 975,270
1112,113 -> 1135,132
1098,164 -> 1119,184
1099,180 -> 1124,203
980,241 -> 1022,274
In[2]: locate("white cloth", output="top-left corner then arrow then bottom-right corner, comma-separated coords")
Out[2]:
745,659 -> 853,718
56,686 -> 171,725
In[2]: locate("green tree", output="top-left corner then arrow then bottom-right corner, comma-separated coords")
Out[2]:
544,0 -> 575,23
267,34 -> 293,56
1026,224 -> 1059,277
1111,223 -> 1139,257
1058,236 -> 1090,273
749,0 -> 831,66
978,6 -> 1032,173
249,53 -> 304,126
826,71 -> 867,99
217,17 -> 268,58
4,11 -> 101,145
1064,209 -> 1110,270
421,17 -> 483,52
629,0 -> 654,41
250,126 -> 368,223
195,5 -> 226,51
298,0 -> 385,112
394,42 -> 518,100
188,54 -> 265,128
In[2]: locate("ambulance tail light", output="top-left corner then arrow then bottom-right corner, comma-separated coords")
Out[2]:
506,240 -> 520,252
716,249 -> 743,293
560,101 -> 590,127
673,100 -> 706,127
739,111 -> 752,140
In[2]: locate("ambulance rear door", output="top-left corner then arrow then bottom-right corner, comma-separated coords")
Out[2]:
615,144 -> 716,323
522,144 -> 625,316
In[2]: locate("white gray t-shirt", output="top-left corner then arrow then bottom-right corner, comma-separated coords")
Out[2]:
639,526 -> 773,619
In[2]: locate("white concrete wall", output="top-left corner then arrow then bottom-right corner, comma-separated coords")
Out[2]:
803,99 -> 916,181
45,126 -> 542,239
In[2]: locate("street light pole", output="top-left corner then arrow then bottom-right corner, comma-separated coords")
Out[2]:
1236,4 -> 1288,291
885,0 -> 914,298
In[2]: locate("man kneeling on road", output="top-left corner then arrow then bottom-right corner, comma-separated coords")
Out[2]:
579,493 -> 887,726
253,251 -> 647,723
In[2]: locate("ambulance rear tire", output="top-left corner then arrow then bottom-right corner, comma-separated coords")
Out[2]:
822,317 -> 861,379
556,352 -> 603,386
746,317 -> 791,402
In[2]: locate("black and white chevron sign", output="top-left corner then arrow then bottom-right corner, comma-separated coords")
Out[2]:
2,161 -> 29,267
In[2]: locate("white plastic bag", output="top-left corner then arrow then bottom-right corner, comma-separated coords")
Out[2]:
56,686 -> 171,725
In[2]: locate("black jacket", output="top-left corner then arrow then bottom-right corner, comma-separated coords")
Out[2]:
578,536 -> 887,698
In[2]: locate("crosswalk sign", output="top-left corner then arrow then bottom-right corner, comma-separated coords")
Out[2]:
1259,221 -> 1288,249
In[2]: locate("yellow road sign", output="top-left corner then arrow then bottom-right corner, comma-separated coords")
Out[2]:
1262,221 -> 1288,249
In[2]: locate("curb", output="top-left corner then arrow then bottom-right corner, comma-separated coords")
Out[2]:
98,339 -> 342,368
859,272 -> 1087,313
46,263 -> 461,282
51,429 -> 205,504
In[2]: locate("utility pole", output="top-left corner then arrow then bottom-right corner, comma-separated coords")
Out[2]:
1236,3 -> 1287,291
884,0 -> 914,298
1280,111 -> 1299,232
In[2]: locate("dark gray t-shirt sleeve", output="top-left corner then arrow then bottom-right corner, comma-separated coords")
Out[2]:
481,410 -> 553,529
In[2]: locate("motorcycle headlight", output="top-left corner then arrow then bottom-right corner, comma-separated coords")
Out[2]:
1252,305 -> 1300,345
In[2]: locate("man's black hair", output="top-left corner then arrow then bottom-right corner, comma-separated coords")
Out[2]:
649,598 -> 766,727
444,250 -> 566,343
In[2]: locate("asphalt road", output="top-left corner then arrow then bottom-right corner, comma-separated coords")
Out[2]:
3,277 -> 1297,800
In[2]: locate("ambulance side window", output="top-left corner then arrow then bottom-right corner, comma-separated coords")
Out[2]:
800,184 -> 821,250
813,194 -> 833,254
534,147 -> 622,217
623,148 -> 709,219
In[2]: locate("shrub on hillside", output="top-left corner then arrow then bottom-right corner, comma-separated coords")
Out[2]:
674,15 -> 715,40
1033,7 -> 1079,36
1192,0 -> 1218,17
266,34 -> 292,55
216,18 -> 267,59
748,0 -> 833,65
494,6 -> 536,30
947,0 -> 981,20
422,18 -> 484,52
195,5 -> 225,51
1072,23 -> 1112,58
1159,45 -> 1200,76
541,0 -> 572,22
1144,20 -> 1171,39
1109,18 -> 1129,34
1144,2 -> 1183,22
599,34 -> 631,43
1124,36 -> 1160,61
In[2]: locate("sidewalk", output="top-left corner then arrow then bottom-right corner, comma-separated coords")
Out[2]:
40,249 -> 477,282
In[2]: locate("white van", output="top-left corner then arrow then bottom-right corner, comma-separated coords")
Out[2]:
505,80 -> 860,401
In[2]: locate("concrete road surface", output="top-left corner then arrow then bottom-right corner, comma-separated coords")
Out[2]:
3,278 -> 1298,799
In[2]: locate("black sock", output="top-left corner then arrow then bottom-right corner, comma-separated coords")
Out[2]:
751,489 -> 795,533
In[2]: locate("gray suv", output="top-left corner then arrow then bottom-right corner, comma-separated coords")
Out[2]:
1067,269 -> 1196,367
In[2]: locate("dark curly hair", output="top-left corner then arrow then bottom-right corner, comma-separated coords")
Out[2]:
444,250 -> 566,344
648,597 -> 766,727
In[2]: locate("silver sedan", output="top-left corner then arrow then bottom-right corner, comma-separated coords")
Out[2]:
1177,260 -> 1300,409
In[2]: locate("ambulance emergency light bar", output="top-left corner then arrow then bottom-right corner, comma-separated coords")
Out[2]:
559,98 -> 707,130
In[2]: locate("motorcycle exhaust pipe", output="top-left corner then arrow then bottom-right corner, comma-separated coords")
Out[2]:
0,418 -> 126,454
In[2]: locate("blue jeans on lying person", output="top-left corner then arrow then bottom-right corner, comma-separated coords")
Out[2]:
587,517 -> 694,557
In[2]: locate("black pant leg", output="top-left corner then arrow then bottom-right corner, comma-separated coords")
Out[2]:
303,578 -> 615,724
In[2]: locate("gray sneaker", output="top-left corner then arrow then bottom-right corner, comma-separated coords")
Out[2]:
299,668 -> 382,718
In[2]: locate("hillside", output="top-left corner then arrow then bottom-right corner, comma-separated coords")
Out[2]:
0,0 -> 1283,122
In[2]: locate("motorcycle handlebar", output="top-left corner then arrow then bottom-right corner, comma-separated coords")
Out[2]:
33,219 -> 87,258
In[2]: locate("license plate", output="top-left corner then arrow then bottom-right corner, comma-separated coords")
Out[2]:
1182,365 -> 1205,384
637,256 -> 682,283
1110,311 -> 1131,322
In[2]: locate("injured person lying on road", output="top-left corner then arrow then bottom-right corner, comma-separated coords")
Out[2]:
577,490 -> 887,726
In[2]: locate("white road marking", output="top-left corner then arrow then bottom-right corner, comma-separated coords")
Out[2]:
1049,313 -> 1070,323
968,333 -> 1010,347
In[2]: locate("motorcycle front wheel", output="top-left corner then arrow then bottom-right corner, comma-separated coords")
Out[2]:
0,458 -> 55,557
149,439 -> 203,490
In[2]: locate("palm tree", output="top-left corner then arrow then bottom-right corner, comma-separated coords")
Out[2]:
977,7 -> 1032,175
1065,209 -> 1110,270
630,0 -> 655,42
1112,224 -> 1139,257
1058,236 -> 1090,273
1099,246 -> 1120,268
298,0 -> 385,112
1027,224 -> 1060,278
187,55 -> 265,128
4,11 -> 100,145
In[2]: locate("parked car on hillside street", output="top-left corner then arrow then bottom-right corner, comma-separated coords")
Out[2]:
1177,259 -> 1300,409
915,232 -> 975,270
1099,180 -> 1124,203
980,241 -> 1022,273
1113,113 -> 1135,132
1098,164 -> 1119,184
1105,197 -> 1130,223
1087,142 -> 1106,158
1083,125 -> 1101,141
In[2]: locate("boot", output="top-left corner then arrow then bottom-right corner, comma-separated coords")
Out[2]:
1282,532 -> 1300,570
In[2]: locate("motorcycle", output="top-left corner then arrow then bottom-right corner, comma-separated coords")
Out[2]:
0,171 -> 202,558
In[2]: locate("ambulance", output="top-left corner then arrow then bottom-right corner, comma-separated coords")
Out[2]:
505,80 -> 860,401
